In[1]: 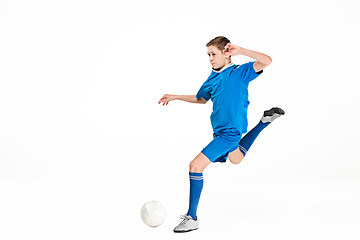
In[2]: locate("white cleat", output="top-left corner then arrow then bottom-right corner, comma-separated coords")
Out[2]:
173,215 -> 199,233
261,107 -> 285,123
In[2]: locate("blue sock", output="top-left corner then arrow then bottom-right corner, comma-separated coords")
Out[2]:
239,120 -> 269,156
186,172 -> 203,221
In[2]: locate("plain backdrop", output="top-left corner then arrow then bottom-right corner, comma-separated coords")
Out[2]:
1,0 -> 359,239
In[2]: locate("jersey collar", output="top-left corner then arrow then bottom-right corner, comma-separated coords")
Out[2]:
212,62 -> 234,73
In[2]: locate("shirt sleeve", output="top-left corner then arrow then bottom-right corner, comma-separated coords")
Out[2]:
233,61 -> 263,84
196,81 -> 211,101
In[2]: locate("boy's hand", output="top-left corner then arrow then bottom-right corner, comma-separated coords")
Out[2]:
158,94 -> 177,106
223,43 -> 243,56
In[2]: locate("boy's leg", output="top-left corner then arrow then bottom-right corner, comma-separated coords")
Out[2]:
174,153 -> 210,233
228,107 -> 285,164
187,153 -> 211,220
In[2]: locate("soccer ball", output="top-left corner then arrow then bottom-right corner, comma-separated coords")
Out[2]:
140,200 -> 166,227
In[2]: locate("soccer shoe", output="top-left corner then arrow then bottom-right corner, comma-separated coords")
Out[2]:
173,215 -> 199,233
261,107 -> 285,123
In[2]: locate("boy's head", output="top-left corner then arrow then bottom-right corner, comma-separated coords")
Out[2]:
206,36 -> 231,69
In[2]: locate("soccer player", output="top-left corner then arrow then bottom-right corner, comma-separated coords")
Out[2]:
158,36 -> 285,233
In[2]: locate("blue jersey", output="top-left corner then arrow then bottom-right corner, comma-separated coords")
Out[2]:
196,61 -> 263,134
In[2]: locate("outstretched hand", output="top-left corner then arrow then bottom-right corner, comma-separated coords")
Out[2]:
223,43 -> 243,57
158,94 -> 176,106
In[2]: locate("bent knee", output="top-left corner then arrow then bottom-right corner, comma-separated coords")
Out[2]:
228,149 -> 244,165
189,157 -> 209,173
228,154 -> 244,164
189,153 -> 211,172
229,157 -> 242,165
189,161 -> 200,172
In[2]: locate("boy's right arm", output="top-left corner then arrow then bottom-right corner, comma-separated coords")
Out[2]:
158,94 -> 207,106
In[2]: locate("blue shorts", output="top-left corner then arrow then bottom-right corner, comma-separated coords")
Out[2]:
201,128 -> 242,163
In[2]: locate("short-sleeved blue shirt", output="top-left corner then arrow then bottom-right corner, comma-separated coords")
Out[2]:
196,61 -> 263,134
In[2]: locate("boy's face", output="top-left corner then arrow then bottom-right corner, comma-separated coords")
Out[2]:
207,45 -> 229,69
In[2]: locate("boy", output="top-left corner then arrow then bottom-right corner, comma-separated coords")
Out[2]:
158,36 -> 285,232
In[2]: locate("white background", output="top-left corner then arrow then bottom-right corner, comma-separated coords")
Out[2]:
1,0 -> 359,239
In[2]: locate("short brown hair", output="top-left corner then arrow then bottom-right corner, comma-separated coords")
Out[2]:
206,36 -> 231,51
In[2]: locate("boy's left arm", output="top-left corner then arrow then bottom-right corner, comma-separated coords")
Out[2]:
223,43 -> 272,72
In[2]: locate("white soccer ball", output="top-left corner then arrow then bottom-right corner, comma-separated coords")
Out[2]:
140,200 -> 167,227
